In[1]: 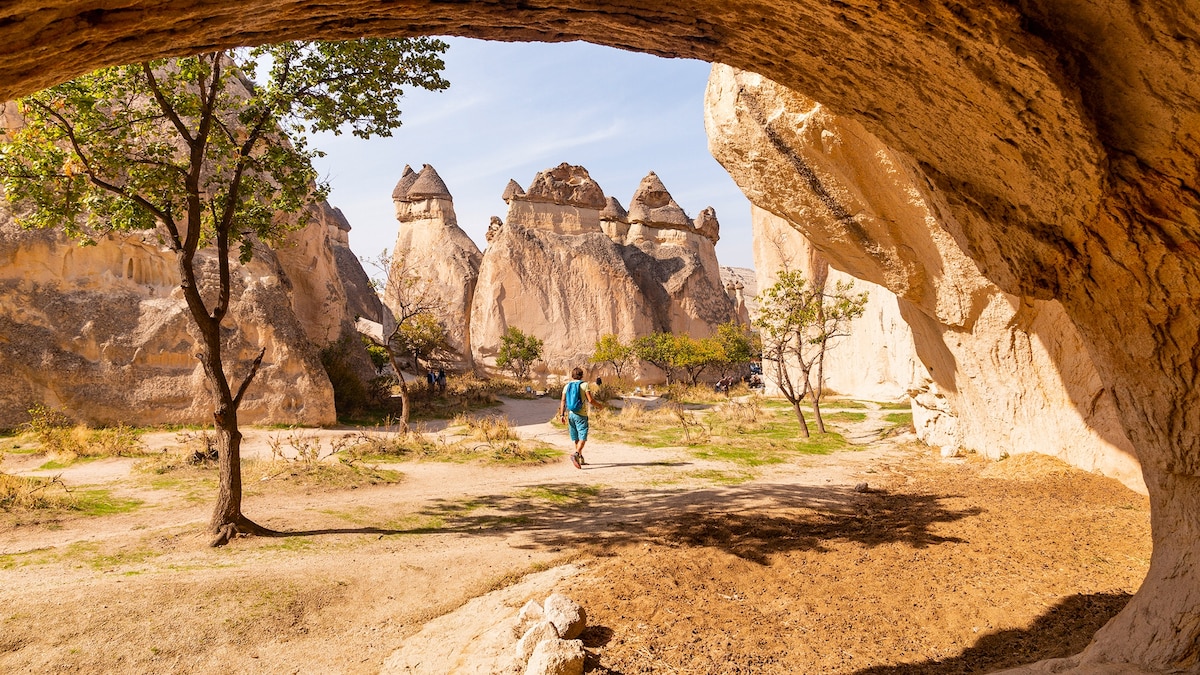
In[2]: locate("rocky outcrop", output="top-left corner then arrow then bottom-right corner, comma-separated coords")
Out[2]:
6,1 -> 1200,668
386,164 -> 482,369
709,65 -> 1144,495
0,207 -> 336,426
316,201 -> 382,324
719,266 -> 754,326
470,164 -> 735,377
752,206 -> 921,403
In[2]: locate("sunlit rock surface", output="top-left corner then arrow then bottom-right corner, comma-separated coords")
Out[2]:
710,66 -> 1143,495
0,207 -> 337,426
385,164 -> 482,369
470,164 -> 736,377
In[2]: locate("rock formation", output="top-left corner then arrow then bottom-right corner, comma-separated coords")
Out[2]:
709,66 -> 1144,495
470,164 -> 658,376
752,206 -> 921,403
386,164 -> 482,369
0,205 -> 336,426
317,201 -> 383,324
470,163 -> 736,377
719,266 -> 754,326
5,1 -> 1200,668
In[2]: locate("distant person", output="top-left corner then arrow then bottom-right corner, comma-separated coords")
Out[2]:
426,369 -> 435,390
436,368 -> 447,394
559,367 -> 605,469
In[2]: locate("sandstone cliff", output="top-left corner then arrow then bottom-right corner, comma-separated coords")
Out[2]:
0,207 -> 336,426
752,206 -> 921,403
385,164 -> 482,369
470,163 -> 736,378
707,64 -> 1143,494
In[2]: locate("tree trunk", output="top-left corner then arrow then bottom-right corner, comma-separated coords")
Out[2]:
386,349 -> 412,432
812,348 -> 827,433
791,400 -> 811,439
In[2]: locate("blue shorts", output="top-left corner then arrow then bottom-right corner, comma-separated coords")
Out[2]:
567,412 -> 589,442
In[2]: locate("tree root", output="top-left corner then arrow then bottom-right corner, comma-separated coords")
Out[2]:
208,515 -> 279,547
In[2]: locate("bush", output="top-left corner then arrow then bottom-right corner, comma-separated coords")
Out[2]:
21,405 -> 144,458
319,336 -> 374,417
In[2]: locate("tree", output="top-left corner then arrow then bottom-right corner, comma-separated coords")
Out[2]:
754,270 -> 866,437
589,333 -> 633,379
675,334 -> 722,386
0,39 -> 449,545
633,332 -> 680,385
368,250 -> 451,430
712,320 -> 759,378
496,326 -> 543,380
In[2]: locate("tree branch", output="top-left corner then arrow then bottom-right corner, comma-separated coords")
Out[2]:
143,62 -> 195,144
231,347 -> 266,410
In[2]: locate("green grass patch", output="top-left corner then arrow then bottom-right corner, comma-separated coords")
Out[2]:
822,399 -> 869,409
37,455 -> 102,470
686,469 -> 756,485
72,489 -> 143,516
876,400 -> 913,410
824,411 -> 867,423
883,412 -> 914,426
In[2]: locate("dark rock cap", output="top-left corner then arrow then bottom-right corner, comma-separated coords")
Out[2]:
627,171 -> 690,227
407,164 -> 453,201
391,165 -> 417,202
501,179 -> 526,202
694,206 -> 720,243
600,196 -> 628,222
521,162 -> 606,209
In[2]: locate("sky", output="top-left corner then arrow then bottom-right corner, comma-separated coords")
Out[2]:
310,37 -> 756,270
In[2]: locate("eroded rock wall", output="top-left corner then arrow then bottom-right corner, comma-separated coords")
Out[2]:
470,164 -> 736,378
752,206 -> 921,403
385,164 -> 482,369
710,66 -> 1143,494
0,210 -> 336,426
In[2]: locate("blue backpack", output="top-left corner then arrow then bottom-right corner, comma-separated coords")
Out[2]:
564,381 -> 584,414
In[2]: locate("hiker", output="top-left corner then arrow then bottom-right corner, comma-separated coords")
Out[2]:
559,367 -> 605,469
436,368 -> 447,394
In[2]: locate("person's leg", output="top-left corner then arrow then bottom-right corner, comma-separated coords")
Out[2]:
567,414 -> 582,468
574,414 -> 589,464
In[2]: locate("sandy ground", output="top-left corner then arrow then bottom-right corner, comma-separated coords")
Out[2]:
0,396 -> 1150,674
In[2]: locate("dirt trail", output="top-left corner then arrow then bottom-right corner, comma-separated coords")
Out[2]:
0,396 -> 1149,674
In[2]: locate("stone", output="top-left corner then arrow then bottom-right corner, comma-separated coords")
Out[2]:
709,66 -> 1144,496
501,179 -> 526,202
626,171 -> 690,228
515,599 -> 545,636
386,163 -> 483,370
522,162 -> 606,209
542,594 -> 586,640
513,620 -> 559,670
523,639 -> 584,675
6,2 -> 1200,668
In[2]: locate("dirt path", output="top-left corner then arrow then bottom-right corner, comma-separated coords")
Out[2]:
0,397 -> 1149,674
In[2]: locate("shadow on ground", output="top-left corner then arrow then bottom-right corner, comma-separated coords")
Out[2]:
852,592 -> 1131,674
375,482 -> 984,564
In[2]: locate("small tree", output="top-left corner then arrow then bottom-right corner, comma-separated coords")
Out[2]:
0,40 -> 449,545
633,332 -> 680,385
712,321 -> 759,378
808,279 -> 868,432
369,251 -> 450,430
496,326 -> 543,380
675,334 -> 723,386
754,270 -> 866,437
589,333 -> 634,379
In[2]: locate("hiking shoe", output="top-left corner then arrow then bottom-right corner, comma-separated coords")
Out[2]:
570,452 -> 581,469
579,455 -> 587,465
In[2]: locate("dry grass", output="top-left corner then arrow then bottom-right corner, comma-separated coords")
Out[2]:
21,405 -> 146,460
0,473 -> 74,510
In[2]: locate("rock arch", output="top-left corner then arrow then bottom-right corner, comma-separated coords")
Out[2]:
2,2 -> 1198,671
